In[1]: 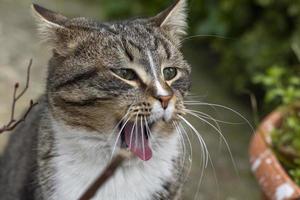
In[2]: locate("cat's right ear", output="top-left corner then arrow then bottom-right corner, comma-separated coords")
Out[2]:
31,4 -> 72,55
150,0 -> 188,46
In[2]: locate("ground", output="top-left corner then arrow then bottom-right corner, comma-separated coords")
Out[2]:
0,0 -> 260,199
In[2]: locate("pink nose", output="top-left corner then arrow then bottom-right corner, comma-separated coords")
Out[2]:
158,95 -> 172,109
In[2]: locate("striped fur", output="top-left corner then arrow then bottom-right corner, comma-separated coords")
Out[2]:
0,1 -> 191,199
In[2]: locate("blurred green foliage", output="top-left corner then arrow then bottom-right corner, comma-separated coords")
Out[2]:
290,167 -> 300,186
199,0 -> 300,94
272,105 -> 300,186
253,65 -> 300,109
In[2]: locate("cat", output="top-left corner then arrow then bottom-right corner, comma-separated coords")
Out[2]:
0,0 -> 191,199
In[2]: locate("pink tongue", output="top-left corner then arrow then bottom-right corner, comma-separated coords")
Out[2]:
123,123 -> 152,161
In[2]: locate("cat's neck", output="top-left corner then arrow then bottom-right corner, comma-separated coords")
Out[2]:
48,116 -> 181,200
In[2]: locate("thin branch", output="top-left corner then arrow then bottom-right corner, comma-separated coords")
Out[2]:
0,59 -> 38,134
79,150 -> 132,200
16,59 -> 32,101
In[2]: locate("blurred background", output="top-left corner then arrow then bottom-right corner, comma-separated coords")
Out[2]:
1,0 -> 300,199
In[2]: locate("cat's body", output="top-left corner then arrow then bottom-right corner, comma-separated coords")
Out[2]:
0,1 -> 191,199
0,97 -> 183,200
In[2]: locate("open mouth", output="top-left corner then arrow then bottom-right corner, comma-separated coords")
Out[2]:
120,121 -> 154,161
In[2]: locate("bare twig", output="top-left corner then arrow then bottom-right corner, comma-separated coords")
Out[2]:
0,59 -> 38,133
79,150 -> 132,200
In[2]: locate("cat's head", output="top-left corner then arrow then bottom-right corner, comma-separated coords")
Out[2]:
33,0 -> 190,161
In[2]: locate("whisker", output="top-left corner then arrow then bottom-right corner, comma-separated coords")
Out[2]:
184,110 -> 240,179
184,108 -> 225,153
184,108 -> 222,130
178,123 -> 193,184
110,116 -> 131,160
184,102 -> 255,132
129,114 -> 138,149
173,122 -> 188,173
201,152 -> 220,200
134,115 -> 138,152
108,101 -> 138,140
143,116 -> 151,140
179,116 -> 208,167
178,117 -> 212,200
181,34 -> 236,43
141,117 -> 145,160
178,115 -> 208,192
184,107 -> 243,125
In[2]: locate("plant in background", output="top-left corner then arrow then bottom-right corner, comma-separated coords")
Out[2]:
253,65 -> 300,107
272,104 -> 300,186
253,64 -> 300,185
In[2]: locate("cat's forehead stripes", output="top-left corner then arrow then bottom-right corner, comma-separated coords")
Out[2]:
146,50 -> 158,80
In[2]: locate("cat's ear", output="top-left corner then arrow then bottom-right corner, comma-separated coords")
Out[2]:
31,4 -> 68,28
151,0 -> 188,44
31,4 -> 75,56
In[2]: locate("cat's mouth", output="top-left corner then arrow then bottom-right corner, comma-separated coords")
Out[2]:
119,121 -> 153,161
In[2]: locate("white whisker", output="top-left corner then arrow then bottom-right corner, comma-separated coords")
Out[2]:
129,114 -> 139,149
141,118 -> 145,160
184,108 -> 225,154
143,116 -> 151,140
184,110 -> 240,179
173,122 -> 187,172
184,102 -> 254,132
110,116 -> 131,160
179,115 -> 208,167
181,34 -> 235,43
178,115 -> 209,195
185,109 -> 244,125
178,123 -> 193,184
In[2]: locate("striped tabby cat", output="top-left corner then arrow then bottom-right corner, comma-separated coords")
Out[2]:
0,0 -> 191,199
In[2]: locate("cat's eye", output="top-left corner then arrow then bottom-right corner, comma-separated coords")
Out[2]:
163,67 -> 177,81
111,68 -> 138,81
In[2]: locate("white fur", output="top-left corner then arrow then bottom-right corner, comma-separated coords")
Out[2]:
50,117 -> 180,200
147,50 -> 158,80
155,80 -> 169,96
151,101 -> 175,122
147,50 -> 169,96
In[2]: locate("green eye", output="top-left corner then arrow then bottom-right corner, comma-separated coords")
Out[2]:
112,68 -> 138,81
163,67 -> 177,81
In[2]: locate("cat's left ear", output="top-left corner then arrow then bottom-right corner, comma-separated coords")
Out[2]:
151,0 -> 188,44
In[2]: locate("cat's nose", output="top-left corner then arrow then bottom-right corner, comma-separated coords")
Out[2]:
158,95 -> 172,109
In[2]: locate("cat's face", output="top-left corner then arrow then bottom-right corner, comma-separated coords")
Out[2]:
33,0 -> 190,161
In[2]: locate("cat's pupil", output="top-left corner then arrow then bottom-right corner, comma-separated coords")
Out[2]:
112,69 -> 137,81
163,67 -> 177,81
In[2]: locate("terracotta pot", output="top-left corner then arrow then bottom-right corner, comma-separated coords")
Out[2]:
249,111 -> 300,200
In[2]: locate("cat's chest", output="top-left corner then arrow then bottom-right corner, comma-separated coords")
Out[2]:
50,124 -> 180,200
